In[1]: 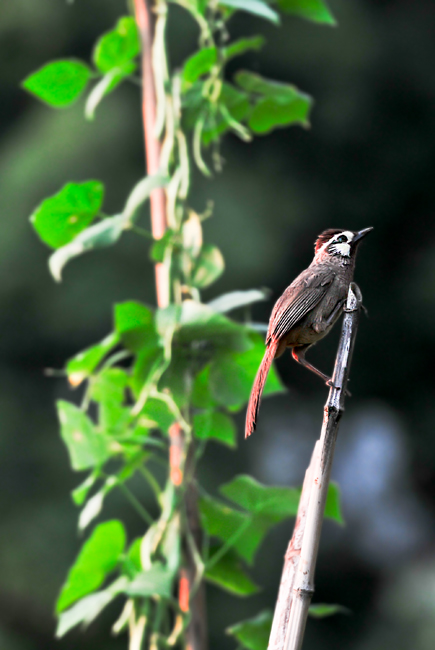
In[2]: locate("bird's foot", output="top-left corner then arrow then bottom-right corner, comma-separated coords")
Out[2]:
326,379 -> 352,397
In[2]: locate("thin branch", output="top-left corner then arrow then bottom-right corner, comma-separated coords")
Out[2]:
268,283 -> 363,650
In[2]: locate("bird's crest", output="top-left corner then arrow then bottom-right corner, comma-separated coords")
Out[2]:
314,229 -> 345,254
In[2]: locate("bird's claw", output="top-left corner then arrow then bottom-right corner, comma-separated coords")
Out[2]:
326,379 -> 352,397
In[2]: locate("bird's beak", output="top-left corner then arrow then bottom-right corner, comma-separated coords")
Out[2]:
353,227 -> 373,245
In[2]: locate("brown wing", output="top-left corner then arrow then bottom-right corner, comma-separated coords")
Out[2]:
267,266 -> 335,343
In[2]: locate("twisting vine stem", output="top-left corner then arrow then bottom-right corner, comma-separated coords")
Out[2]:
133,2 -> 207,648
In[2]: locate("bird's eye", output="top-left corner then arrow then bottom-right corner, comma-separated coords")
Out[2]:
336,235 -> 348,243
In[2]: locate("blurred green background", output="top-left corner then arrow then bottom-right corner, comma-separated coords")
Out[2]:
1,0 -> 435,648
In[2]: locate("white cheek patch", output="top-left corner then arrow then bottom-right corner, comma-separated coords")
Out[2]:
329,242 -> 351,257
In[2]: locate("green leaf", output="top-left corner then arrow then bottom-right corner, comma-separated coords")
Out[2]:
132,346 -> 165,398
72,472 -> 100,506
115,301 -> 159,352
219,0 -> 280,24
194,410 -> 237,448
220,475 -> 300,520
199,493 -> 268,564
192,244 -> 225,288
56,520 -> 126,612
93,17 -> 140,73
126,563 -> 175,598
208,289 -> 269,314
176,300 -> 251,352
150,229 -> 174,263
209,332 -> 285,409
57,401 -> 109,471
249,95 -> 312,133
226,610 -> 272,650
22,59 -> 91,108
192,365 -> 216,409
140,397 -> 176,434
158,347 -> 192,408
66,333 -> 120,387
223,36 -> 265,60
324,481 -> 344,525
235,71 -> 312,133
206,545 -> 258,596
91,368 -> 130,434
183,47 -> 217,85
277,0 -> 337,26
56,576 -> 128,638
309,603 -> 351,618
49,215 -> 125,281
30,181 -> 104,249
203,84 -> 251,145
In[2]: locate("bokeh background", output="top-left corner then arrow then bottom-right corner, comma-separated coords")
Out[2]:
1,0 -> 435,648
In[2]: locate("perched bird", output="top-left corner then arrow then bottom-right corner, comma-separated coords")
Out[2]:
245,227 -> 372,438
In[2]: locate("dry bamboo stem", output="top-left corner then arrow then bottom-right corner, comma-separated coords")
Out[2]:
268,283 -> 362,650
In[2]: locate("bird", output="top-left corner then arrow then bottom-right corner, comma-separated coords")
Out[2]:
245,227 -> 372,438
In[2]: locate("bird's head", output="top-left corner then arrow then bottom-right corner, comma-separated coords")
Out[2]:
314,227 -> 373,263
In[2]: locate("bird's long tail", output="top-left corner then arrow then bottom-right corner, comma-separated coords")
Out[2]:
245,338 -> 279,438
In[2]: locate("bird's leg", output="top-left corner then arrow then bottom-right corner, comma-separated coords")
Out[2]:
292,345 -> 351,395
292,345 -> 331,383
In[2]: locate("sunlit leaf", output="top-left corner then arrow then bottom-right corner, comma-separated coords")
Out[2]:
183,47 -> 217,85
194,410 -> 237,447
176,300 -> 251,352
49,215 -> 125,281
277,0 -> 336,26
219,0 -> 280,24
131,346 -> 165,397
126,563 -> 175,598
208,289 -> 269,314
66,333 -> 120,387
115,301 -> 159,352
140,397 -> 176,434
91,368 -> 130,434
226,610 -> 272,650
56,576 -> 128,638
56,520 -> 126,612
30,181 -> 104,248
57,401 -> 109,470
206,545 -> 258,596
22,59 -> 91,107
93,17 -> 140,73
71,472 -> 100,506
192,244 -> 225,288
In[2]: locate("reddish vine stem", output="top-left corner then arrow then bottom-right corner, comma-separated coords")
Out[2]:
133,0 -> 168,310
133,3 -> 207,649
